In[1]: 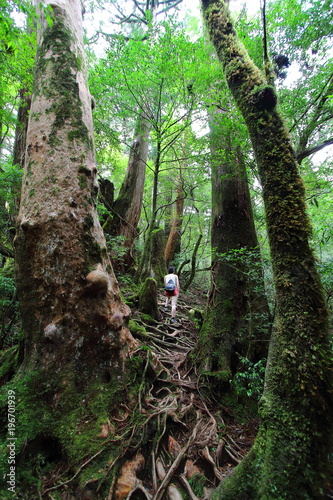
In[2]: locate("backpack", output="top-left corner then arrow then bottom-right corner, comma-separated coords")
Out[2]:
165,277 -> 176,293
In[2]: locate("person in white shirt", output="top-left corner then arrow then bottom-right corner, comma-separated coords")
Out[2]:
164,266 -> 179,323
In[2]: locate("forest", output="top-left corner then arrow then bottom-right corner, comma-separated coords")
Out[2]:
0,0 -> 333,498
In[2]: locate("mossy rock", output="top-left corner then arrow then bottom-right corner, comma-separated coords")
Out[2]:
189,308 -> 204,329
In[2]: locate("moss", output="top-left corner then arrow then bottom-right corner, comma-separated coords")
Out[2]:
78,165 -> 92,176
78,174 -> 87,189
188,473 -> 208,497
34,14 -> 92,149
0,362 -> 125,498
138,278 -> 159,320
128,319 -> 147,336
202,1 -> 333,498
0,346 -> 19,383
248,84 -> 277,111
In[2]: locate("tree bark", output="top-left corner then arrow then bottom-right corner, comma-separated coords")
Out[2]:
201,1 -> 333,498
196,113 -> 270,386
139,277 -> 159,320
108,112 -> 150,271
164,181 -> 185,268
13,0 -> 136,474
136,141 -> 166,284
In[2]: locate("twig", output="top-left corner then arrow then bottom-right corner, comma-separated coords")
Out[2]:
152,450 -> 158,491
224,445 -> 242,464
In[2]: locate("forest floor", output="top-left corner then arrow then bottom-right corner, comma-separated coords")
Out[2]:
110,285 -> 259,500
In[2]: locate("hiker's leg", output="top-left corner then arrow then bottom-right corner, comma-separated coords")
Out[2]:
171,295 -> 178,318
165,296 -> 169,308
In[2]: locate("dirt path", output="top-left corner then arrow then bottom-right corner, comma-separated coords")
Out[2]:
111,291 -> 256,500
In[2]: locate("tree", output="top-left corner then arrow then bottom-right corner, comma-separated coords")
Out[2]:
90,0 -> 184,273
95,27 -> 197,283
164,175 -> 185,267
0,1 -> 35,258
12,0 -> 136,481
201,0 -> 333,498
107,112 -> 151,271
195,106 -> 271,389
265,0 -> 333,163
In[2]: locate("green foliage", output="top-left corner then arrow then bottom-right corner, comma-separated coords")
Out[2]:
0,2 -> 36,157
0,267 -> 21,349
105,234 -> 128,261
232,356 -> 266,399
215,246 -> 273,317
317,259 -> 333,311
188,473 -> 207,497
0,162 -> 23,226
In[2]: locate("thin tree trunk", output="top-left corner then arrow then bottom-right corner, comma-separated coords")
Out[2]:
201,1 -> 333,497
136,140 -> 166,284
8,89 -> 32,243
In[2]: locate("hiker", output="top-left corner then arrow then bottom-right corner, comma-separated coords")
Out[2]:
164,266 -> 179,323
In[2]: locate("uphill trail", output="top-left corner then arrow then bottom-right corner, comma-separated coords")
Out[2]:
112,287 -> 257,500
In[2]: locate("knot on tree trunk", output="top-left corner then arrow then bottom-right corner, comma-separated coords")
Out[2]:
85,264 -> 110,297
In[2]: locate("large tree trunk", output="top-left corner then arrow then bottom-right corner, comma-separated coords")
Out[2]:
196,113 -> 271,387
201,1 -> 333,498
108,112 -> 150,271
164,180 -> 184,267
13,0 -> 136,482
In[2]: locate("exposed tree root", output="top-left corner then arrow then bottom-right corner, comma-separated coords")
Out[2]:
38,290 -> 257,499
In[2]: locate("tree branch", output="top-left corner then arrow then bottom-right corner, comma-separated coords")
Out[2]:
296,137 -> 333,163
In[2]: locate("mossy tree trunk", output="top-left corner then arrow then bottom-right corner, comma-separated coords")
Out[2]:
12,0 -> 136,485
139,277 -> 159,321
137,226 -> 166,287
201,1 -> 333,498
195,111 -> 271,387
108,112 -> 150,272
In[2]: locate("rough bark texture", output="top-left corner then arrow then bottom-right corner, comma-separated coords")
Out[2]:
12,0 -> 136,474
108,114 -> 150,271
196,117 -> 270,386
12,89 -> 31,170
201,1 -> 333,498
164,182 -> 184,268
